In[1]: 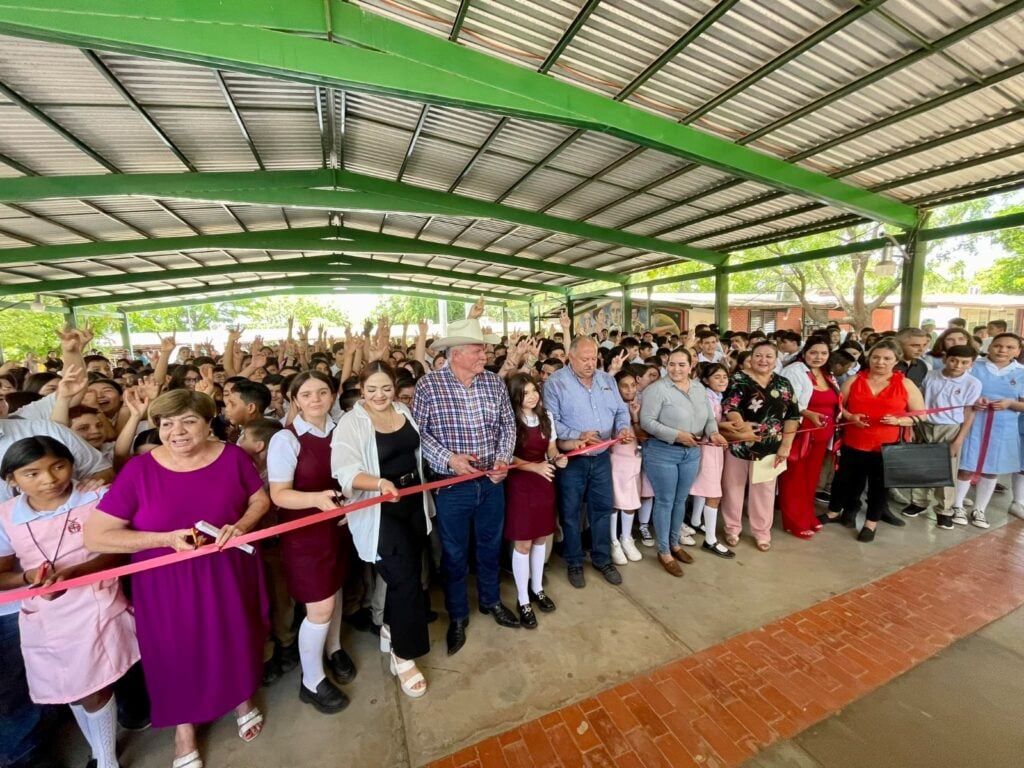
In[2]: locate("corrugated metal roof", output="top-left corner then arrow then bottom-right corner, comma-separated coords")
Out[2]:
0,0 -> 1020,305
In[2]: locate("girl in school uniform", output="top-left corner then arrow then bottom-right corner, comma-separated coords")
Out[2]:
609,371 -> 645,565
0,437 -> 138,768
503,374 -> 566,628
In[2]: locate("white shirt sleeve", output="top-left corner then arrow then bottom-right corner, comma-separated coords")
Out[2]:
266,429 -> 301,484
11,393 -> 57,421
545,409 -> 559,442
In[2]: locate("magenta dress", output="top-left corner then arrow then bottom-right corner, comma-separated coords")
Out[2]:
97,444 -> 268,728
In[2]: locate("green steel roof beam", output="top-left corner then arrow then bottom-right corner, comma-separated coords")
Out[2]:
0,167 -> 710,269
0,1 -> 918,229
68,274 -> 526,308
119,286 -> 507,315
0,221 -> 614,283
0,253 -> 561,297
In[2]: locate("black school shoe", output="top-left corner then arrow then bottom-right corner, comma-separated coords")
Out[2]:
518,603 -> 538,629
326,649 -> 357,685
880,509 -> 906,527
936,513 -> 954,530
902,504 -> 927,518
480,601 -> 520,628
529,589 -> 556,612
299,677 -> 350,714
857,526 -> 876,543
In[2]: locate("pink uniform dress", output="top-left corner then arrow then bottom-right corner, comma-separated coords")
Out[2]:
690,390 -> 725,498
610,440 -> 642,509
0,487 -> 139,704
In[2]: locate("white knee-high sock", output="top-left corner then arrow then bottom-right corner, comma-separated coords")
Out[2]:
639,497 -> 653,525
954,479 -> 972,508
1013,473 -> 1024,503
72,698 -> 119,768
299,617 -> 329,691
691,496 -> 705,526
610,510 -> 619,541
530,544 -> 546,593
325,589 -> 343,656
975,477 -> 998,511
620,511 -> 635,541
512,549 -> 530,606
703,502 -> 719,546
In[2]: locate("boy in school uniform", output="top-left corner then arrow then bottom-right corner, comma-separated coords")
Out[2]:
238,417 -> 299,685
903,345 -> 982,529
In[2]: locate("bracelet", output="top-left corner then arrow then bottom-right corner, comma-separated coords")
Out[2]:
377,478 -> 385,491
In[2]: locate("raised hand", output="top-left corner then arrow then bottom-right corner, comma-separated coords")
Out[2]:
195,364 -> 216,395
469,297 -> 485,320
607,349 -> 628,375
159,332 -> 177,354
417,318 -> 429,337
124,386 -> 150,420
136,375 -> 161,402
56,364 -> 88,400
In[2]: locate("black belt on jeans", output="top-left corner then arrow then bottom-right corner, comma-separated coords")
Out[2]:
393,472 -> 419,489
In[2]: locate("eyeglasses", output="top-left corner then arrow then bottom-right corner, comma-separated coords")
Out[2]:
184,376 -> 201,383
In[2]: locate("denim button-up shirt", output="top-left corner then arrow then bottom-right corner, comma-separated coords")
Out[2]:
544,366 -> 630,455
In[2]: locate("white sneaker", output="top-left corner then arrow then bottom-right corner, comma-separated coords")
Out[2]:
610,539 -> 628,565
970,509 -> 990,529
951,507 -> 968,526
678,533 -> 697,547
681,523 -> 696,536
620,537 -> 642,562
963,497 -> 974,508
1009,501 -> 1024,520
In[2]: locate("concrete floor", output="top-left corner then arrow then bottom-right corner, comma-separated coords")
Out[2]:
62,490 -> 1017,767
746,604 -> 1024,768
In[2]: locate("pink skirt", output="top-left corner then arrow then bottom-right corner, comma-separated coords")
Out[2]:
690,444 -> 724,498
610,443 -> 642,510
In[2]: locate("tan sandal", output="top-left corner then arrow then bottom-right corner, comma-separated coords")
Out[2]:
756,540 -> 771,552
724,534 -> 740,547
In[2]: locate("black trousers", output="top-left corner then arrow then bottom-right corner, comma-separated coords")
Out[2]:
830,446 -> 889,522
378,501 -> 429,660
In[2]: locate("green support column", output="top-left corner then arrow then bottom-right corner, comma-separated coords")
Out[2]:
565,297 -> 574,338
501,306 -> 508,341
714,265 -> 730,331
646,287 -> 653,330
622,291 -> 632,336
64,302 -> 78,329
528,303 -> 535,336
120,311 -> 133,356
898,222 -> 926,329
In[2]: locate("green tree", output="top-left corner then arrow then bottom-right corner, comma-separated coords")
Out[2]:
978,204 -> 1024,293
233,296 -> 349,328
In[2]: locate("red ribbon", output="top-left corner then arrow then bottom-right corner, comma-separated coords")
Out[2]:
0,438 -> 621,605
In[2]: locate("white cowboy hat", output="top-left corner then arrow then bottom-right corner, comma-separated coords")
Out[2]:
433,318 -> 500,350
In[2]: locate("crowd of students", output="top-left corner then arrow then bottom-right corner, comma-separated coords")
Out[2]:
0,305 -> 1022,768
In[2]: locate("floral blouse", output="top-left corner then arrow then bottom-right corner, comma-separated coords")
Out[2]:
723,372 -> 801,459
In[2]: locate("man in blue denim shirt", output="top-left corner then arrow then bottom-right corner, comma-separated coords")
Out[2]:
545,337 -> 633,588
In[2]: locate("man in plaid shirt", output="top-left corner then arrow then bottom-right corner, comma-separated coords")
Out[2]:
413,319 -> 518,656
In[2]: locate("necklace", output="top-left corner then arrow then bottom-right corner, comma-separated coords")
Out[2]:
26,507 -> 73,573
369,405 -> 400,433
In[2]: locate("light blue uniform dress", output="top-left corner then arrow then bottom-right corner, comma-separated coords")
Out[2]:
959,360 -> 1024,474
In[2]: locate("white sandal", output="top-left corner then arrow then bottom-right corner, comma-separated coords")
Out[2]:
172,751 -> 203,768
379,624 -> 391,654
389,653 -> 426,699
236,707 -> 263,742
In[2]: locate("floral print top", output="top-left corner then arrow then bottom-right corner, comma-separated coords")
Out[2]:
722,371 -> 802,460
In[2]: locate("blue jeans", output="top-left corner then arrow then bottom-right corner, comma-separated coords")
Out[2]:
556,451 -> 613,568
0,611 -> 46,768
433,477 -> 505,621
643,440 -> 702,555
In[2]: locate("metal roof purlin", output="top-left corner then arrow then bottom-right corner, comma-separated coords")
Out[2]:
0,1 -> 918,228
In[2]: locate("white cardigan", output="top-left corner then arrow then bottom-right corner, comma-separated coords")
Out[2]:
780,360 -> 815,412
330,401 -> 432,564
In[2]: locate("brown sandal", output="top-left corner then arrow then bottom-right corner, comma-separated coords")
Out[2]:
659,556 -> 684,577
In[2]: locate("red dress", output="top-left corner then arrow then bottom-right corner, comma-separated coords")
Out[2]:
504,424 -> 557,541
278,425 -> 352,604
778,378 -> 839,534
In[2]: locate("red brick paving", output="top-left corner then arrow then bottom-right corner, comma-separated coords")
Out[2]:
427,523 -> 1024,767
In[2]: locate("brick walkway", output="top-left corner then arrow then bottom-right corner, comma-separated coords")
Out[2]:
428,523 -> 1024,768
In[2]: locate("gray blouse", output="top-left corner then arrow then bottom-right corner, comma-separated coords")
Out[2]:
639,376 -> 718,445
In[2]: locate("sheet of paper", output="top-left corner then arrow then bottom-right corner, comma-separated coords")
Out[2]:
751,454 -> 786,484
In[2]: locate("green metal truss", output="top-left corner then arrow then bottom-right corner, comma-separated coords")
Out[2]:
0,169 -> 718,268
0,253 -> 563,298
0,0 -> 918,228
68,274 -> 528,309
0,222 -> 614,284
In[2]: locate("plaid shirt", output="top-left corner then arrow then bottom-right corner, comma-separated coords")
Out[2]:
413,365 -> 516,477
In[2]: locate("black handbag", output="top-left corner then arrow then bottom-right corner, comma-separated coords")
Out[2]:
881,427 -> 953,489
